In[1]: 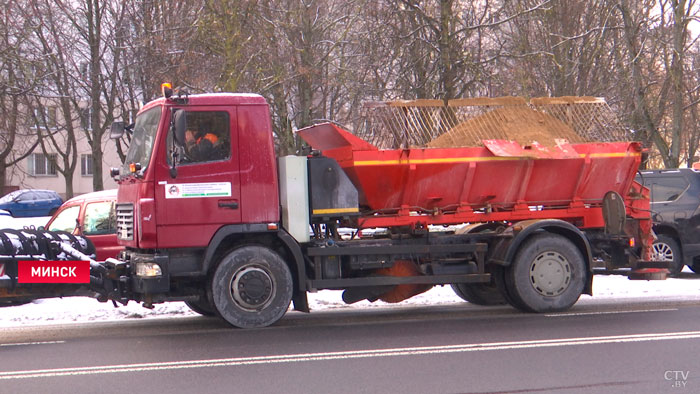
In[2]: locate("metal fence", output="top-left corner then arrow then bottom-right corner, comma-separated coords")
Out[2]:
355,96 -> 630,149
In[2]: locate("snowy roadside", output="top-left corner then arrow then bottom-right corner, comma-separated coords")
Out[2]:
1,215 -> 699,328
2,273 -> 699,328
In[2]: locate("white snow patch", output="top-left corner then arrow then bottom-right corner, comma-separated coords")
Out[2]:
2,272 -> 699,328
1,217 -> 699,327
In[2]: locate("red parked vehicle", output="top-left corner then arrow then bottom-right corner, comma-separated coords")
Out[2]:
45,189 -> 121,261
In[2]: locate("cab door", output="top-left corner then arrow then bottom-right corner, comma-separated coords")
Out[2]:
154,107 -> 241,248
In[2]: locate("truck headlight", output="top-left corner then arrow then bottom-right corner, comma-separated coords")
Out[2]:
135,262 -> 162,277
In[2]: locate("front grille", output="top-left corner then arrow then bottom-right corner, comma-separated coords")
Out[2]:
116,203 -> 135,241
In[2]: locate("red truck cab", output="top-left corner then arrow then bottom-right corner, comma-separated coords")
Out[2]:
114,93 -> 280,251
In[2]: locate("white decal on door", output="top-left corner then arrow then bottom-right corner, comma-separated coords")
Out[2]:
165,182 -> 232,199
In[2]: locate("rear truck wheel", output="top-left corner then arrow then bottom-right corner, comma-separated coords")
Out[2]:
492,265 -> 528,311
450,282 -> 506,305
651,235 -> 683,275
505,233 -> 586,313
210,245 -> 293,329
185,298 -> 217,317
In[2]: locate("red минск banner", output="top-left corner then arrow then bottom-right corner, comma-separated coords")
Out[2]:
17,261 -> 90,283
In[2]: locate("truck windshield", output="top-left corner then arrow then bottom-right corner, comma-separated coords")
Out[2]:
122,106 -> 162,176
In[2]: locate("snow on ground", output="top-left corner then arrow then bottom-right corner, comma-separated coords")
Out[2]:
1,215 -> 699,327
2,272 -> 699,328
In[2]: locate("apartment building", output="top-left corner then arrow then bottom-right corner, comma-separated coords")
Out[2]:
5,102 -> 121,200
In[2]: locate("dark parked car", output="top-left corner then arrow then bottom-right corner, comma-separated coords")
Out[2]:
636,168 -> 700,274
45,189 -> 121,261
0,189 -> 63,217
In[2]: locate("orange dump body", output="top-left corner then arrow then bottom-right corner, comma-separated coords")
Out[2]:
298,123 -> 646,230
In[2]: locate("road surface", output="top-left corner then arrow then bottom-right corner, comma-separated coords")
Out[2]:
1,297 -> 699,393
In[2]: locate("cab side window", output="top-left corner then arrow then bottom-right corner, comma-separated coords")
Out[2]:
173,111 -> 230,164
83,202 -> 116,235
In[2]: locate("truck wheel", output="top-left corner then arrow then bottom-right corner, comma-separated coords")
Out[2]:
492,265 -> 529,310
210,246 -> 293,328
450,282 -> 506,305
185,298 -> 217,317
505,233 -> 586,313
651,235 -> 683,275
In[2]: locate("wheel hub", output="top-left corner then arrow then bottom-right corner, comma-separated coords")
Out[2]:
651,242 -> 674,261
529,251 -> 572,297
231,266 -> 274,311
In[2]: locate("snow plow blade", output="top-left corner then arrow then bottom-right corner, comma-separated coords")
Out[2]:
0,229 -> 118,304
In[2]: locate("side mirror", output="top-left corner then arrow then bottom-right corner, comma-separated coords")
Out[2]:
173,110 -> 187,145
110,122 -> 125,139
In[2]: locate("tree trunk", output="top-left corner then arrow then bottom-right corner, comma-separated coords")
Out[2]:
668,0 -> 688,168
64,171 -> 74,200
0,165 -> 6,195
618,1 -> 670,164
91,143 -> 104,192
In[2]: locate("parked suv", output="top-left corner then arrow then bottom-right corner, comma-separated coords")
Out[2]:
636,169 -> 700,274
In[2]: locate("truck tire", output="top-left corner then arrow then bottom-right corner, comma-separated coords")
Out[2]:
504,233 -> 586,313
210,245 -> 293,328
185,298 -> 217,317
651,235 -> 683,275
450,282 -> 506,305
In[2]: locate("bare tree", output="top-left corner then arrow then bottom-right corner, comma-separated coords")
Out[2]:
48,0 -> 129,191
501,0 -> 622,98
201,0 -> 367,155
21,0 -> 83,198
0,0 -> 41,194
616,0 -> 699,168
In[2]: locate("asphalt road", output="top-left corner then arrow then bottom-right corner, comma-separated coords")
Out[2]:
1,297 -> 700,394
